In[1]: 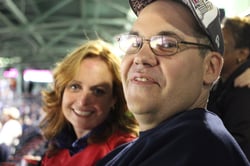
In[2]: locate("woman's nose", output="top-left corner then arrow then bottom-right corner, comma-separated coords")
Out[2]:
78,91 -> 91,105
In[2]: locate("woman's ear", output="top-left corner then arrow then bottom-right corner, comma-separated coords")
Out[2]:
237,48 -> 250,63
203,52 -> 224,86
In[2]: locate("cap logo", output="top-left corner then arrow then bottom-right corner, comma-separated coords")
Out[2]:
192,0 -> 213,18
215,35 -> 220,49
190,0 -> 217,27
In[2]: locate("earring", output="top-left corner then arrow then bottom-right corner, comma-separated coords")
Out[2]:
237,58 -> 242,64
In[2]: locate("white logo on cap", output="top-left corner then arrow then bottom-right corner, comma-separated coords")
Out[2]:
215,35 -> 220,49
191,0 -> 217,27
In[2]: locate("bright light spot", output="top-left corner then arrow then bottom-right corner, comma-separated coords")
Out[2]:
3,68 -> 18,78
23,69 -> 53,83
210,0 -> 250,17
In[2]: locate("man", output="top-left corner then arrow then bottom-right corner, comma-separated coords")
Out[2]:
208,17 -> 250,161
97,0 -> 250,165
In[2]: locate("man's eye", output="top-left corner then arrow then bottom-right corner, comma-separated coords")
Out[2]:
132,42 -> 140,48
153,42 -> 173,50
161,41 -> 176,48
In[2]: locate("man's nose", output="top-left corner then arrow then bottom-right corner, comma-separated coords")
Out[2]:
133,43 -> 158,67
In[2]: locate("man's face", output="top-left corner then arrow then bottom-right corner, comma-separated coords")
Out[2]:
121,1 -> 208,130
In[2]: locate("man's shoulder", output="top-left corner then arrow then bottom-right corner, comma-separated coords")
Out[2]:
96,110 -> 249,166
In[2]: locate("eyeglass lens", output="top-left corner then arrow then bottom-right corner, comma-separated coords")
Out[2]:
118,34 -> 179,56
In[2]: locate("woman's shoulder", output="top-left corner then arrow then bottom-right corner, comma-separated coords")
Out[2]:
106,131 -> 137,149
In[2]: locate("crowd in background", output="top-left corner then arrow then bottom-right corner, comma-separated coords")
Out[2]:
0,78 -> 47,165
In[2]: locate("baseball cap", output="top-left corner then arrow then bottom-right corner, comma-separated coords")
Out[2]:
129,0 -> 224,55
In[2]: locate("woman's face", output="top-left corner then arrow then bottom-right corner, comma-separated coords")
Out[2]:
221,27 -> 240,80
62,57 -> 115,138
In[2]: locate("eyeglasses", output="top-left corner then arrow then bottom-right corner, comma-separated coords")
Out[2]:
116,34 -> 212,56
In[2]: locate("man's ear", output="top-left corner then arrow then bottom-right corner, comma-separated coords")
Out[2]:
203,52 -> 224,85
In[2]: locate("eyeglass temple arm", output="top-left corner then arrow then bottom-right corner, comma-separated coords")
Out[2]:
180,41 -> 212,50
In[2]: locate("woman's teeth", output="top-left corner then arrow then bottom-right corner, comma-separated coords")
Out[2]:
74,109 -> 92,116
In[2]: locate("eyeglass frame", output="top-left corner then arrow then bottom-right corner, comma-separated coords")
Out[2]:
116,33 -> 213,56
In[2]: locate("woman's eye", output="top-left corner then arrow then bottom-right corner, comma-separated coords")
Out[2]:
69,84 -> 81,91
93,88 -> 105,96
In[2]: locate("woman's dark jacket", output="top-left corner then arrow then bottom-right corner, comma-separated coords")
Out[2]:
208,59 -> 250,161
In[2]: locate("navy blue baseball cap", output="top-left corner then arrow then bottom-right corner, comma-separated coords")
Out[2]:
129,0 -> 224,55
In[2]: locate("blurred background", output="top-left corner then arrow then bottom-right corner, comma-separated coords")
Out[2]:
0,0 -> 135,124
0,0 -> 249,164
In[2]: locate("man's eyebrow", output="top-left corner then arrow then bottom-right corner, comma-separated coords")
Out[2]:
157,31 -> 178,36
128,30 -> 181,39
128,31 -> 139,35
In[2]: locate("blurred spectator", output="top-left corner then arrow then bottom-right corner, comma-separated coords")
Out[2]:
234,68 -> 250,87
0,107 -> 22,162
0,143 -> 9,163
11,124 -> 46,165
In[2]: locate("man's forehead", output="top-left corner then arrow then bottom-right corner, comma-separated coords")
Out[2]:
129,0 -> 224,55
133,1 -> 197,38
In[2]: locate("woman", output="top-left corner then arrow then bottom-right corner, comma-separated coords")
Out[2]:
208,16 -> 250,161
40,40 -> 138,166
235,68 -> 250,87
